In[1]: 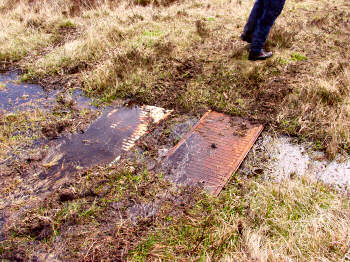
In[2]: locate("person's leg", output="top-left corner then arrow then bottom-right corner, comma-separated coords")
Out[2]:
241,0 -> 264,43
250,0 -> 286,57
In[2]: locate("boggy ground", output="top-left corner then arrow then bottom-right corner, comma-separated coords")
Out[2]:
0,0 -> 350,261
2,113 -> 349,261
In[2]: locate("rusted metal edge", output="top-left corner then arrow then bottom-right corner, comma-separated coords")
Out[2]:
212,124 -> 264,196
166,110 -> 212,157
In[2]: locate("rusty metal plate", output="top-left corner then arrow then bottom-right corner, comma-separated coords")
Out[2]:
39,105 -> 171,192
164,111 -> 263,196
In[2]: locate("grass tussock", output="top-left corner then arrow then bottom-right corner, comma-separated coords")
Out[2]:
0,110 -> 44,161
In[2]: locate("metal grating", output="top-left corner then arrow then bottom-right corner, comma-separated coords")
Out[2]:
164,111 -> 263,196
39,105 -> 171,192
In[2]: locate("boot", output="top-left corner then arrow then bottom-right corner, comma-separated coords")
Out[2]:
248,49 -> 273,61
240,32 -> 252,43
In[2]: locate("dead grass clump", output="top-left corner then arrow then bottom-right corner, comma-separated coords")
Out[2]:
112,51 -> 147,81
84,48 -> 155,97
68,0 -> 99,16
310,14 -> 329,27
24,16 -> 44,29
230,43 -> 249,59
0,111 -> 43,160
15,216 -> 53,241
317,86 -> 342,106
280,61 -> 350,156
195,19 -> 210,38
133,0 -> 180,7
153,41 -> 175,56
0,0 -> 20,12
266,25 -> 295,49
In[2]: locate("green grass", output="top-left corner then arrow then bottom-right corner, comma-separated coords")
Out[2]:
290,52 -> 307,61
59,19 -> 76,29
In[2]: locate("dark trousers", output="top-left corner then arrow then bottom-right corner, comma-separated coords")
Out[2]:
243,0 -> 286,54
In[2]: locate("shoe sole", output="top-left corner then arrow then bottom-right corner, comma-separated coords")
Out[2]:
248,54 -> 273,61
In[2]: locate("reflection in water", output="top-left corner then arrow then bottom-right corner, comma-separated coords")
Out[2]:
0,71 -> 95,112
38,106 -> 171,192
0,71 -> 54,112
71,88 -> 96,110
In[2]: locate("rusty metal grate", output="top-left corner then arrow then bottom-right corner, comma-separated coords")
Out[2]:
39,105 -> 171,192
164,111 -> 263,196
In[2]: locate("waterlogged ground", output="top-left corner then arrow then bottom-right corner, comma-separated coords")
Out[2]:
1,0 -> 350,259
0,72 -> 102,243
0,72 -> 175,253
0,71 -> 55,112
0,70 -> 349,262
0,71 -> 95,113
240,134 -> 350,194
39,105 -> 170,193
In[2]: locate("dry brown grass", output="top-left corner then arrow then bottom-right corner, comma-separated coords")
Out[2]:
2,0 -> 349,155
275,0 -> 350,156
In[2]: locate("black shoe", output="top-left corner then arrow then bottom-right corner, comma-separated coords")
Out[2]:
248,49 -> 273,61
240,32 -> 252,43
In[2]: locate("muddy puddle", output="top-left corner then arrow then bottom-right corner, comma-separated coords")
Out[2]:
240,134 -> 350,193
70,88 -> 96,110
0,71 -> 56,112
38,105 -> 171,192
0,71 -> 94,112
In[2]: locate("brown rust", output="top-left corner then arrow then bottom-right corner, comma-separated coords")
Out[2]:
165,111 -> 263,196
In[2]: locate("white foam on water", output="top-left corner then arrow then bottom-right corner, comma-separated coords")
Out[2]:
248,135 -> 350,192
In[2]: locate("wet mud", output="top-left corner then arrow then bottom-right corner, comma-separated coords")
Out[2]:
0,215 -> 4,241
